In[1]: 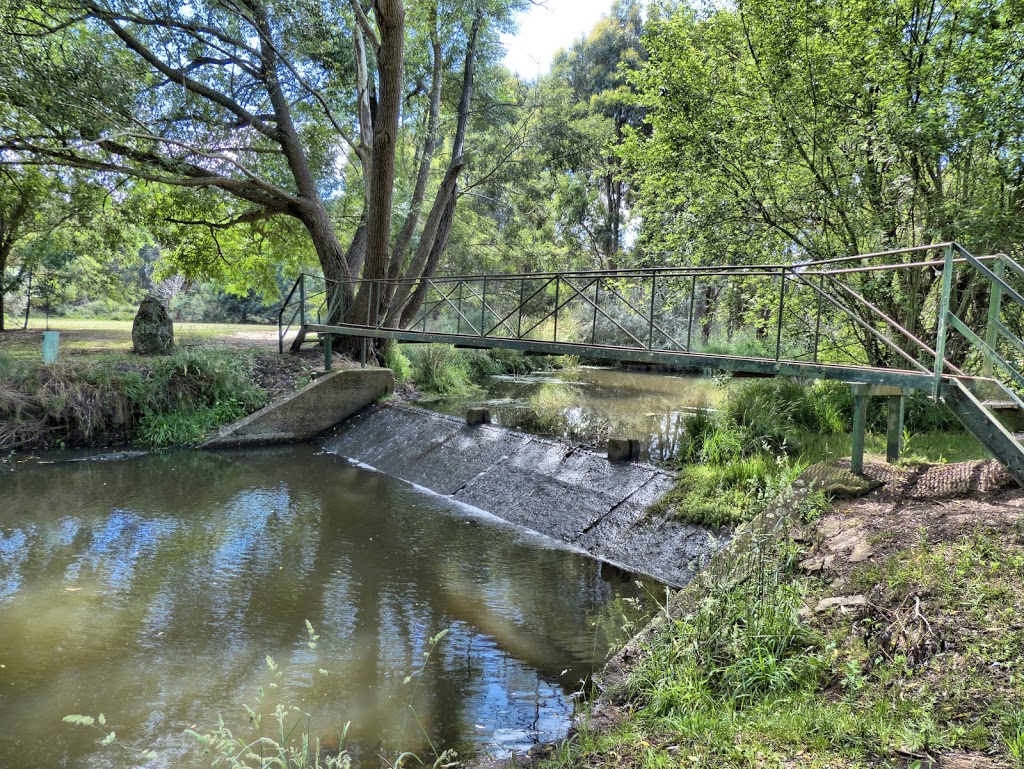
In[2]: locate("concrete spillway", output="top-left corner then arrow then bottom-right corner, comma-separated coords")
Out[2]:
322,403 -> 724,587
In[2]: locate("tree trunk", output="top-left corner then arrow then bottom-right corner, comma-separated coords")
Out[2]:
348,0 -> 405,329
400,189 -> 457,328
386,11 -> 480,325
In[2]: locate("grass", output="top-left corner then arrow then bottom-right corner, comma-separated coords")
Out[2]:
0,317 -> 278,362
544,528 -> 1024,769
656,378 -> 987,529
392,342 -> 560,396
0,346 -> 266,449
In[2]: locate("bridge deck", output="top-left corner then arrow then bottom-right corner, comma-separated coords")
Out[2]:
305,322 -> 937,390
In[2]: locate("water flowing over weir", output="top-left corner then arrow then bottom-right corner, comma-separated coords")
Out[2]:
322,403 -> 725,588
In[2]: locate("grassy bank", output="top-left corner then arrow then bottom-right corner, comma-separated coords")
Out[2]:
653,379 -> 986,529
387,342 -> 562,396
0,346 -> 268,449
545,485 -> 1024,769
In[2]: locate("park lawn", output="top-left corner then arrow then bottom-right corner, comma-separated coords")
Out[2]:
0,317 -> 281,363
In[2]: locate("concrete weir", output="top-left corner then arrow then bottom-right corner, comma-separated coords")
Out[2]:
322,403 -> 723,587
202,367 -> 394,449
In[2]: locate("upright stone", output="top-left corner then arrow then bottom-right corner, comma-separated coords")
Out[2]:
132,296 -> 174,355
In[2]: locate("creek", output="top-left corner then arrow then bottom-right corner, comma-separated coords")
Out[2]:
0,446 -> 654,768
419,365 -> 727,462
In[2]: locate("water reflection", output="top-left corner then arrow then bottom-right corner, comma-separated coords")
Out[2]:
423,367 -> 728,462
0,448 -> 650,768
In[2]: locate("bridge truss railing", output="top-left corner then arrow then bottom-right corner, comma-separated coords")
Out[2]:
282,243 -> 1023,395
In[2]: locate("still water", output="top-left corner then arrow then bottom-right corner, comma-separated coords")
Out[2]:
0,446 -> 652,768
422,366 -> 727,462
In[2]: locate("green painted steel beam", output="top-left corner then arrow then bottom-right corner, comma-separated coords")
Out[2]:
305,323 -> 936,389
851,384 -> 868,475
887,393 -> 906,464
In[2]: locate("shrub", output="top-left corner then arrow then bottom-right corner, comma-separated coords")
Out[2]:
406,344 -> 474,396
0,348 -> 266,449
382,344 -> 412,384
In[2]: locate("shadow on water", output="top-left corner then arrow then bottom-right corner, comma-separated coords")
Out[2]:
0,446 -> 655,768
421,366 -> 728,462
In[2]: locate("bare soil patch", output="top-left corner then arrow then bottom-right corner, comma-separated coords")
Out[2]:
798,459 -> 1024,586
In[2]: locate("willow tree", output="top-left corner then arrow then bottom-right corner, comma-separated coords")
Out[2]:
0,0 -> 519,341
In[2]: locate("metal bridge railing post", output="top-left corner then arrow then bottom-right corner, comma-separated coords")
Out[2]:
481,278 -> 488,338
686,275 -> 696,352
457,281 -> 463,335
933,244 -> 955,398
775,267 -> 786,361
984,254 -> 1005,377
648,274 -> 657,350
299,273 -> 306,328
517,279 -> 525,339
813,274 -> 823,363
592,279 -> 600,345
553,276 -> 560,342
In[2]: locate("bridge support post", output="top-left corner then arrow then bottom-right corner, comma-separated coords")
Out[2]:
851,384 -> 868,475
323,333 -> 333,372
886,392 -> 906,464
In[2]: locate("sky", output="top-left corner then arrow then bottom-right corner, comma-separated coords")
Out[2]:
501,0 -> 616,79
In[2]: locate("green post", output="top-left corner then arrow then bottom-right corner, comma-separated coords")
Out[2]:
984,255 -> 1005,377
851,383 -> 868,475
886,392 -> 906,464
324,333 -> 333,371
932,245 -> 954,398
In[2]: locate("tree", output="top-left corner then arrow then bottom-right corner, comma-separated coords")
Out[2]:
624,0 -> 1024,362
0,166 -> 133,330
0,0 -> 523,347
539,0 -> 647,269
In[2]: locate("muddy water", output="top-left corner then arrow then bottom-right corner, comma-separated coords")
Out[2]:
0,447 -> 653,768
422,367 -> 727,462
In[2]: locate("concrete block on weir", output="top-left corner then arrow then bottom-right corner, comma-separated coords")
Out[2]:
608,437 -> 643,462
466,407 -> 491,426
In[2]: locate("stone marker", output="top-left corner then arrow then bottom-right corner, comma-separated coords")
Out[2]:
466,407 -> 491,426
132,296 -> 174,355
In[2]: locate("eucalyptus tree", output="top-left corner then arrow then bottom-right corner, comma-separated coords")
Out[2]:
626,0 -> 1024,362
0,0 -> 524,343
0,165 -> 137,329
539,0 -> 646,270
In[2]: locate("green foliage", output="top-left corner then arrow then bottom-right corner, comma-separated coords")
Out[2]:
550,532 -> 1024,768
659,378 -> 970,528
382,344 -> 412,384
406,345 -> 475,396
0,347 -> 266,449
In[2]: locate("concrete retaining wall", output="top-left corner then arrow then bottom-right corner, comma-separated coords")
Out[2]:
202,367 -> 394,449
322,403 -> 724,587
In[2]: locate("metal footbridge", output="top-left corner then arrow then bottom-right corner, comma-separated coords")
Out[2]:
279,243 -> 1024,484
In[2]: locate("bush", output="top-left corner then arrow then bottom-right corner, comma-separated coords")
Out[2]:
406,344 -> 474,396
0,348 -> 266,449
60,299 -> 139,322
382,344 -> 412,384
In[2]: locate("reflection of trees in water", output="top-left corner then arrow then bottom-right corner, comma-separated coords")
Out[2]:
1,448 -> 643,766
430,369 -> 725,463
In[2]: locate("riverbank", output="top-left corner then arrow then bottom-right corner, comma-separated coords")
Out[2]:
0,325 -> 329,450
510,458 -> 1024,769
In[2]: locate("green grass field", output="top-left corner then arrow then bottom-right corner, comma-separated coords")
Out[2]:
0,317 -> 280,363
